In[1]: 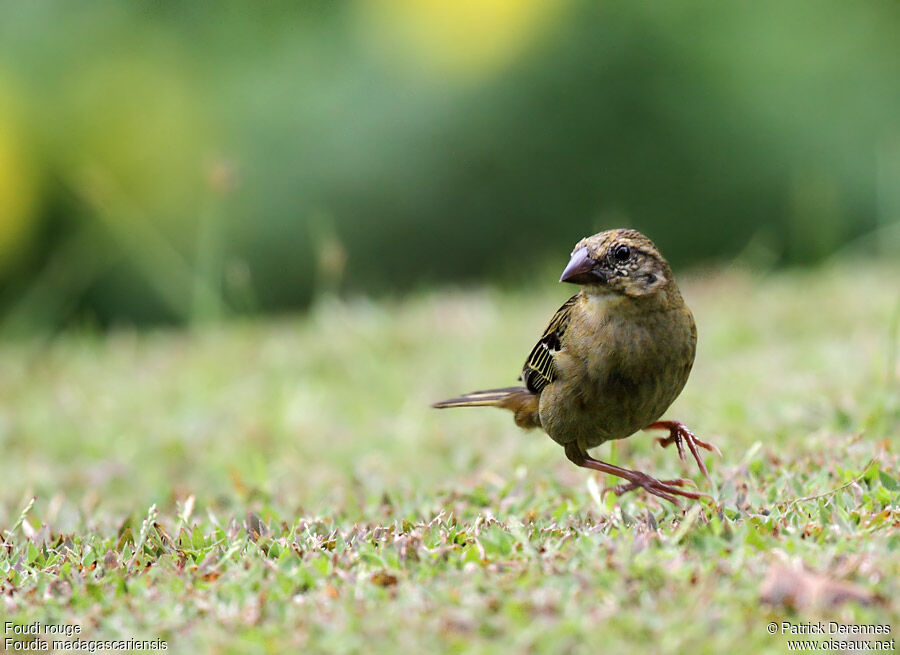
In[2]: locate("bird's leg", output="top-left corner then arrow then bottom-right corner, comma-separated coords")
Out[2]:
564,443 -> 711,506
644,421 -> 721,484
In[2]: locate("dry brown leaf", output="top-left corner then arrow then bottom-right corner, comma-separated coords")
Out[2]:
760,560 -> 878,609
370,571 -> 398,587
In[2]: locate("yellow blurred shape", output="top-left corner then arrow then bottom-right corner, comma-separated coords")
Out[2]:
0,77 -> 38,272
62,55 -> 212,231
364,0 -> 564,79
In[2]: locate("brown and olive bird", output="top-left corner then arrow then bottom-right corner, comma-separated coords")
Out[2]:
433,229 -> 720,505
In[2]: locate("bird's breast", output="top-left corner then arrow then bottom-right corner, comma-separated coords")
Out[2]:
540,303 -> 696,448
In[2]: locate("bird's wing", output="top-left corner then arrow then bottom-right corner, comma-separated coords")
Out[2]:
521,294 -> 579,394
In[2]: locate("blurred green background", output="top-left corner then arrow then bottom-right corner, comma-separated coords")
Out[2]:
1,0 -> 898,328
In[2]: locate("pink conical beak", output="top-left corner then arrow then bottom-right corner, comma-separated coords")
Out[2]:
560,247 -> 604,284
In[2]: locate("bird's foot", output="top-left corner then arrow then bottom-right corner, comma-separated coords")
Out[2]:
604,470 -> 710,506
645,420 -> 721,483
565,444 -> 712,507
602,476 -> 697,502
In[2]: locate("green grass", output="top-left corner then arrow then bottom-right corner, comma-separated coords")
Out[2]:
1,263 -> 899,654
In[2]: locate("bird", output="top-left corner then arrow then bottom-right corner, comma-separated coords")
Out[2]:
432,228 -> 720,505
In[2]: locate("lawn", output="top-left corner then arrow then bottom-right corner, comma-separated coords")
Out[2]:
1,263 -> 899,654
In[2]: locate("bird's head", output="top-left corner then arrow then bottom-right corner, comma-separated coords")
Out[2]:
559,229 -> 674,298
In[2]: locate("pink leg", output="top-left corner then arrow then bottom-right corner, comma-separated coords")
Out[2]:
565,443 -> 711,507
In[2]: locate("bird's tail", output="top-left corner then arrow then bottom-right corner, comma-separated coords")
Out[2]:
432,386 -> 541,429
431,386 -> 527,408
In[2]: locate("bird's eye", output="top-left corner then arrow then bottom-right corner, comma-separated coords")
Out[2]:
613,244 -> 631,262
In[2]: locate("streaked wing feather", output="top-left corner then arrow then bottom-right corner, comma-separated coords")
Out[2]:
521,294 -> 578,394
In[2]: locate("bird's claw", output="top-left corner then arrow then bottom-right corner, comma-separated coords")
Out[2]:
649,421 -> 721,483
655,434 -> 687,462
601,474 -> 708,506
